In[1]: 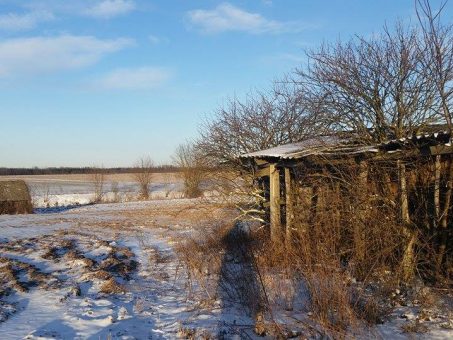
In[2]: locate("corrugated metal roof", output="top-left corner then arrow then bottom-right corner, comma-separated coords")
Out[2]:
240,135 -> 372,159
240,131 -> 452,160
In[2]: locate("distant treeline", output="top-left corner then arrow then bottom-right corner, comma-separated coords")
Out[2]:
0,165 -> 179,176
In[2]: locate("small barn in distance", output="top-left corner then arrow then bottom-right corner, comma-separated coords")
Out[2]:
0,180 -> 33,214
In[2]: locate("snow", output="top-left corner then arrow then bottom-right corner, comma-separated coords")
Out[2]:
0,199 -> 255,339
0,194 -> 452,339
24,177 -> 185,209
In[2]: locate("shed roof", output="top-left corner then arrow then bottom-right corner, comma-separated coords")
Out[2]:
0,180 -> 31,202
240,131 -> 452,160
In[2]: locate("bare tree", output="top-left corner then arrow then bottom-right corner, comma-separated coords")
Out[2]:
295,21 -> 438,143
133,157 -> 154,199
173,142 -> 204,198
197,83 -> 318,168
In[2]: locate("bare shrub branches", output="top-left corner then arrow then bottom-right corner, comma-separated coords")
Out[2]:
197,83 -> 318,167
295,22 -> 443,142
133,157 -> 154,200
173,142 -> 204,198
90,166 -> 105,203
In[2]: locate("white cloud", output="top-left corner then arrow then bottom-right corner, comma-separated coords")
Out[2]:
93,67 -> 172,90
85,0 -> 136,19
0,35 -> 133,77
187,2 -> 307,34
0,10 -> 54,31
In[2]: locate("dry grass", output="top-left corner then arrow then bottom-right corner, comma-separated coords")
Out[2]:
99,278 -> 125,295
0,257 -> 53,293
401,319 -> 429,333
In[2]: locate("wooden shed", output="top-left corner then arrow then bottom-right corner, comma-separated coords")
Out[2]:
240,131 -> 453,244
0,180 -> 33,214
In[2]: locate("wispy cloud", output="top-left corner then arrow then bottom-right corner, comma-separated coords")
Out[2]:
0,10 -> 54,31
187,2 -> 309,34
148,34 -> 169,45
148,34 -> 160,44
0,35 -> 133,77
84,0 -> 136,19
93,67 -> 172,90
22,1 -> 137,20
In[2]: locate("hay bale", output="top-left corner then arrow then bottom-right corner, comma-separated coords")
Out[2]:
0,180 -> 32,215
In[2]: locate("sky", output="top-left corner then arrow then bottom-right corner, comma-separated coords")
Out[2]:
0,0 -> 452,168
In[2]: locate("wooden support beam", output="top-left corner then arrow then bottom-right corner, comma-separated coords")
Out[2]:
398,160 -> 410,224
354,160 -> 368,261
398,159 -> 416,281
434,155 -> 441,227
285,168 -> 293,245
270,163 -> 281,243
430,145 -> 453,155
255,166 -> 270,178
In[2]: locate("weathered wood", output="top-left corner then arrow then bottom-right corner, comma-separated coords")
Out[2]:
354,160 -> 368,261
440,158 -> 453,229
434,155 -> 441,227
437,157 -> 453,274
398,160 -> 416,281
285,168 -> 293,245
398,160 -> 410,224
270,163 -> 281,243
255,166 -> 270,178
430,144 -> 453,155
255,159 -> 270,166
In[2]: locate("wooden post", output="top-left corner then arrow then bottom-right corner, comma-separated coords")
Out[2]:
398,160 -> 416,281
398,160 -> 410,224
437,157 -> 453,274
270,163 -> 281,243
434,155 -> 441,227
354,160 -> 368,262
285,168 -> 293,246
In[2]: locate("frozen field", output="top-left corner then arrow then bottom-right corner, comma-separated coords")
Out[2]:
0,199 -> 254,339
0,181 -> 451,338
0,174 -> 184,209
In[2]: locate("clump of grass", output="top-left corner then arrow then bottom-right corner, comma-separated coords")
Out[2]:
99,278 -> 125,295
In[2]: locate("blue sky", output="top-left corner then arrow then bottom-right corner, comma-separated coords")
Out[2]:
0,0 -> 452,167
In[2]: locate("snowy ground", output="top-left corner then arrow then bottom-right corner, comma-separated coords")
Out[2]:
3,174 -> 185,208
0,194 -> 452,338
0,199 -> 255,339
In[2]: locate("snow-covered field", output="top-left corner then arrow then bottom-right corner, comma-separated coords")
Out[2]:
1,174 -> 185,209
0,199 -> 253,339
0,177 -> 452,339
